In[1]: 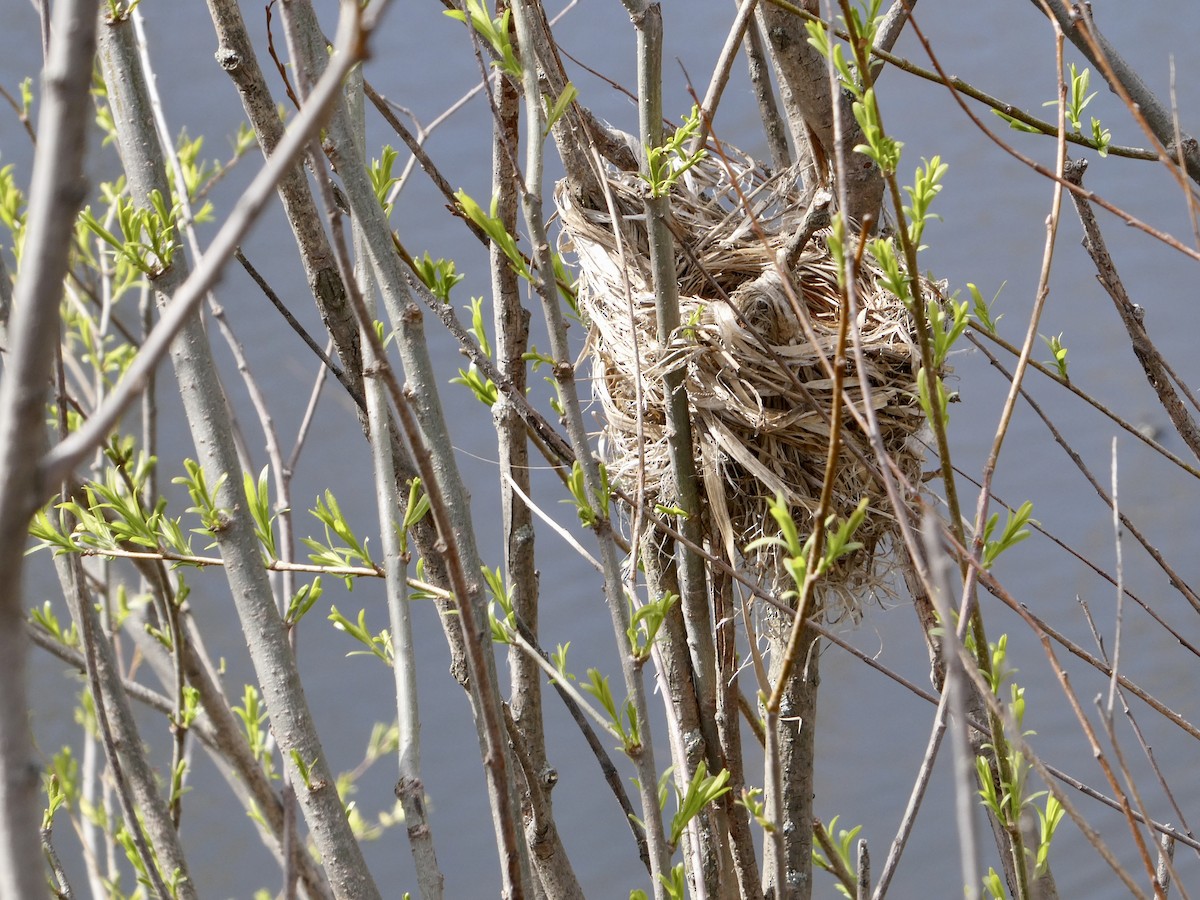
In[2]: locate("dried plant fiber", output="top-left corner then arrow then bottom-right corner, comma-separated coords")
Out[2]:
556,148 -> 939,617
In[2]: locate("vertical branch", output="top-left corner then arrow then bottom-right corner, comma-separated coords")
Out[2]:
756,1 -> 883,222
712,570 -> 764,900
627,17 -> 729,892
743,11 -> 792,171
640,538 -> 721,896
510,0 -> 670,893
920,519 -> 983,899
630,0 -> 717,735
278,3 -> 533,893
488,29 -> 582,896
492,43 -> 540,772
341,70 -> 446,900
0,1 -> 97,896
93,5 -> 384,897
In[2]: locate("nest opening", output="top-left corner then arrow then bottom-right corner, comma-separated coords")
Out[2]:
556,150 -> 940,619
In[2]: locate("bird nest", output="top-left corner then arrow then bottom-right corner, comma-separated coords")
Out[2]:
556,149 -> 939,616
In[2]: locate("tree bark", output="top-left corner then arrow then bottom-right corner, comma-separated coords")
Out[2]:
0,2 -> 98,897
95,9 -> 383,897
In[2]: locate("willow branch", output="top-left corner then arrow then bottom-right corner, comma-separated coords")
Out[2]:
0,1 -> 98,895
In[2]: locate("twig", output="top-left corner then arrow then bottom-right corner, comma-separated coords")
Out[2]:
207,0 -> 365,404
857,840 -> 870,900
814,817 -> 857,895
897,2 -> 1200,264
287,341 -> 335,476
1079,595 -> 1200,865
504,617 -> 652,872
1093,695 -> 1177,899
363,81 -> 488,247
1157,834 -> 1176,900
967,329 -> 1200,482
235,249 -> 366,412
511,0 -> 670,890
942,566 -> 1150,896
693,0 -> 760,151
1106,439 -> 1123,717
43,3 -> 367,485
96,7 -> 389,897
1063,160 -> 1200,461
971,565 -> 1168,893
0,81 -> 36,145
743,9 -> 791,170
40,824 -> 73,900
633,6 -> 718,841
1032,0 -> 1200,185
355,183 -> 445,898
974,346 -> 1200,615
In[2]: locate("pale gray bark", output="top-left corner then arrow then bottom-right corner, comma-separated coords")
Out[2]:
343,67 -> 445,900
279,2 -> 533,894
762,622 -> 819,900
126,600 -> 336,900
41,3 -> 368,485
206,0 -> 469,696
489,55 -> 582,899
363,276 -> 446,900
0,1 -> 98,896
511,0 -> 671,892
93,7 -> 383,898
632,1 -> 716,734
744,10 -> 792,172
205,0 -> 364,396
641,541 -> 724,897
56,555 -> 197,900
0,248 -> 11,352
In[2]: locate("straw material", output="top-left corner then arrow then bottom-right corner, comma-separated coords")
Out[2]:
556,149 -> 939,617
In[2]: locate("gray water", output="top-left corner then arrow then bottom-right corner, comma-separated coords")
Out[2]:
7,1 -> 1200,896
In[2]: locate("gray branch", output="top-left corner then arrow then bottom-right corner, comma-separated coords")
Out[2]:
0,1 -> 98,897
279,2 -> 533,893
92,6 -> 383,898
1064,159 -> 1200,461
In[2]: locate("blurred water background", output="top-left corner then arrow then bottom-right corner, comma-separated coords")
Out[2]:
5,1 -> 1200,896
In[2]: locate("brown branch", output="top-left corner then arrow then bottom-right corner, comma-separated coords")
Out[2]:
1063,159 -> 1200,460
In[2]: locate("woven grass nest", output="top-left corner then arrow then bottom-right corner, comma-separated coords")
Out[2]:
556,149 -> 940,618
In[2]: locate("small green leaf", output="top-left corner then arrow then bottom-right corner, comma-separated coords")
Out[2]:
543,82 -> 578,135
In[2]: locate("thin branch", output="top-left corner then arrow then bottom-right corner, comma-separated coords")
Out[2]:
42,4 -> 368,485
512,0 -> 670,891
1063,160 -> 1200,461
234,249 -> 367,412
